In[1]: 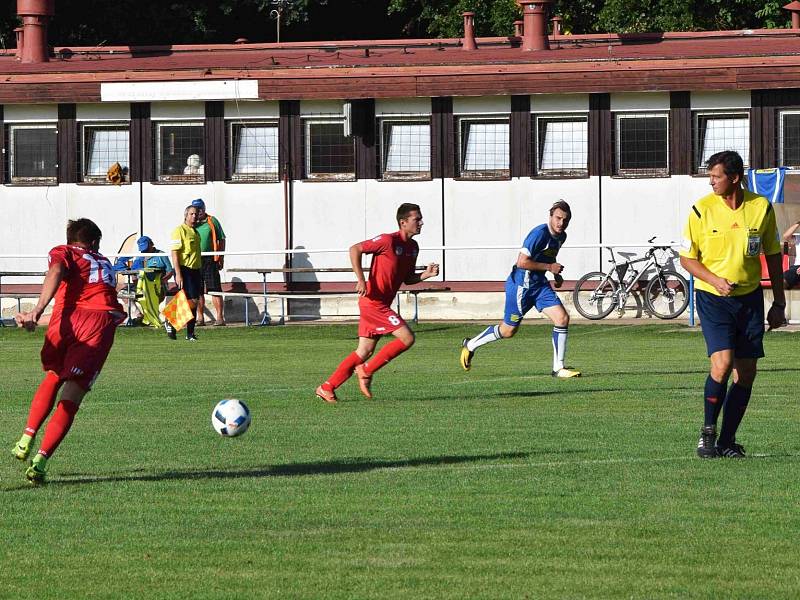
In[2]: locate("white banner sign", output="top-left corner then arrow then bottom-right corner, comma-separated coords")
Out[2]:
101,79 -> 259,102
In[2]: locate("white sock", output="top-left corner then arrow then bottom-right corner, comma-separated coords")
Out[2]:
466,325 -> 502,352
552,326 -> 568,371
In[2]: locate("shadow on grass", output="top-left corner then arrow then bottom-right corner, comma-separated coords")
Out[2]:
5,450 -> 584,490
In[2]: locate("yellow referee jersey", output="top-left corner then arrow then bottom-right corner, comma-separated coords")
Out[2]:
170,223 -> 201,270
680,190 -> 781,296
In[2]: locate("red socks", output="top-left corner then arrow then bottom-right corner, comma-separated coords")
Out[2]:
324,352 -> 364,390
24,372 -> 63,437
363,339 -> 410,376
38,399 -> 80,458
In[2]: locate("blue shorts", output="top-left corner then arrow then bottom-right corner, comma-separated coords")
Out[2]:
502,279 -> 562,327
695,288 -> 765,358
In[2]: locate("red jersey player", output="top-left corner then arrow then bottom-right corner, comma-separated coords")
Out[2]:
316,203 -> 439,402
12,218 -> 124,484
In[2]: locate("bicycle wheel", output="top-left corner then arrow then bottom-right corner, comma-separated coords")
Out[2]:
644,270 -> 690,319
572,271 -> 618,319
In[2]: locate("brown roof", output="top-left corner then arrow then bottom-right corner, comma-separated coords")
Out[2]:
1,29 -> 799,103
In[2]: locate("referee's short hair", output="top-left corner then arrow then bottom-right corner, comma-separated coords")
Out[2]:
549,200 -> 571,219
706,151 -> 744,181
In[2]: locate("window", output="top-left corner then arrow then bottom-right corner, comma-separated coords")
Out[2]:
534,115 -> 588,176
81,123 -> 130,183
458,117 -> 510,178
694,112 -> 749,173
229,121 -> 279,181
615,113 -> 668,176
779,111 -> 800,168
7,124 -> 57,183
304,119 -> 354,180
380,119 -> 431,180
155,121 -> 204,182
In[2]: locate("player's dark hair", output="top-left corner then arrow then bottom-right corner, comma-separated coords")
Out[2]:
396,203 -> 421,225
706,151 -> 744,181
66,218 -> 102,247
550,200 -> 571,219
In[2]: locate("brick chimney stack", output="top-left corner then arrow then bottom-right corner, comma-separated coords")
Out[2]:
784,1 -> 800,29
551,15 -> 562,37
17,0 -> 55,63
513,20 -> 524,37
517,0 -> 553,51
462,12 -> 477,50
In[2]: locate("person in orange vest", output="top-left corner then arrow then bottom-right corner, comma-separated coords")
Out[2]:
191,198 -> 227,326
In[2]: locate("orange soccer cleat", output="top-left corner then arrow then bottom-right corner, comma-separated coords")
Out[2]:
315,385 -> 338,404
353,364 -> 373,399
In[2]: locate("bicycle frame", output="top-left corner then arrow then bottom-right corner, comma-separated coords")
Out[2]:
604,246 -> 673,307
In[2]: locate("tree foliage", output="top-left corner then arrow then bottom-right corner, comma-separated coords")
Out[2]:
0,0 -> 792,50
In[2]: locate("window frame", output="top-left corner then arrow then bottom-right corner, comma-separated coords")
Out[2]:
457,115 -> 510,179
6,123 -> 58,185
154,120 -> 206,184
303,118 -> 356,181
79,121 -> 131,184
692,111 -> 750,174
378,117 -> 432,181
227,120 -> 280,183
778,109 -> 800,169
614,112 -> 670,177
532,113 -> 589,178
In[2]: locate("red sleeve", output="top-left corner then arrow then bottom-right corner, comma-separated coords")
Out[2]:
359,234 -> 390,255
48,246 -> 71,270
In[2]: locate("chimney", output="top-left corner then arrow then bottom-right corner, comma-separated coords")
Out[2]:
517,0 -> 553,51
785,1 -> 800,29
14,27 -> 24,59
513,20 -> 524,37
551,15 -> 562,37
17,0 -> 55,63
462,11 -> 477,50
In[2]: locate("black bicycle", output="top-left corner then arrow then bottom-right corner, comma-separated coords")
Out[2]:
572,238 -> 690,320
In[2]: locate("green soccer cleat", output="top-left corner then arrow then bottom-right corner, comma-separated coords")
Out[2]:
12,435 -> 33,461
25,454 -> 48,485
460,338 -> 474,372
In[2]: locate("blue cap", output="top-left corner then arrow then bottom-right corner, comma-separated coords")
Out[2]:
191,198 -> 205,209
136,236 -> 153,252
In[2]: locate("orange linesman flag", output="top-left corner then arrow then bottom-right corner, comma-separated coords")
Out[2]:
161,290 -> 194,331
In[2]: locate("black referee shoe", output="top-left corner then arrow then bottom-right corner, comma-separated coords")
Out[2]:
716,442 -> 746,459
696,425 -> 718,459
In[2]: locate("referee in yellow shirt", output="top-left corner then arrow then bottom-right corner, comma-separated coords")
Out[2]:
169,204 -> 202,341
680,151 -> 786,459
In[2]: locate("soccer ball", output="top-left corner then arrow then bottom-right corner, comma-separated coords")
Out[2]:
211,399 -> 251,437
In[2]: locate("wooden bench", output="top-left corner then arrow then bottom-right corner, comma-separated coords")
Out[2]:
0,271 -> 46,326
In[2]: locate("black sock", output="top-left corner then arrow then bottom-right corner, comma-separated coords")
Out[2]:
719,383 -> 752,447
703,375 -> 727,428
187,319 -> 196,337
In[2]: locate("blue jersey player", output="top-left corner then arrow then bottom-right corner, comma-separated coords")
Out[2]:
460,201 -> 581,378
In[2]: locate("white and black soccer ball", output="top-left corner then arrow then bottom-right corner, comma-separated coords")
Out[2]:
211,399 -> 251,437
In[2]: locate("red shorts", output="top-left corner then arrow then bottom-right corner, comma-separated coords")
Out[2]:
41,307 -> 120,390
358,298 -> 407,338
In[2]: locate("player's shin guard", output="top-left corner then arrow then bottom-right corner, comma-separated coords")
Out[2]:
23,371 -> 63,437
326,352 -> 364,389
552,326 -> 568,372
703,375 -> 728,428
718,383 -> 752,447
38,399 -> 80,458
362,339 -> 410,376
466,325 -> 502,352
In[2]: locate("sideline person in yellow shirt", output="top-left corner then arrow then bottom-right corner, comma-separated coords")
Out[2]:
679,150 -> 786,459
168,205 -> 201,341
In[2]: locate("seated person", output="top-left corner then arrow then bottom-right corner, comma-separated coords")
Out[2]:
131,236 -> 175,327
781,221 -> 800,289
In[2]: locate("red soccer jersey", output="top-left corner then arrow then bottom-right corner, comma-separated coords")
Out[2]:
360,231 -> 419,306
49,244 -> 123,312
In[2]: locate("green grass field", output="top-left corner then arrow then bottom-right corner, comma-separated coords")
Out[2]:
1,322 -> 799,599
